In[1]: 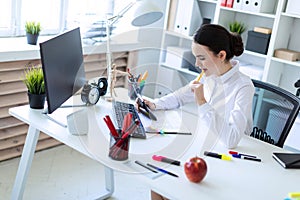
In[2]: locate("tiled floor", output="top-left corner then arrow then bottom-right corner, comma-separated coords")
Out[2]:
0,145 -> 150,200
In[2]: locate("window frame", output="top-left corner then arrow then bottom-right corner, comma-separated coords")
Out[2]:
0,0 -> 132,38
0,0 -> 70,37
0,0 -> 15,36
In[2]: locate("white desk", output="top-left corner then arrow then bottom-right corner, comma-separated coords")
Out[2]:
9,89 -> 300,200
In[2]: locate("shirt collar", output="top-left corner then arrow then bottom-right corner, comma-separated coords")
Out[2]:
218,59 -> 240,83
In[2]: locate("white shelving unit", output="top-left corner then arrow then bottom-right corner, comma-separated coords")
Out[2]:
156,0 -> 300,96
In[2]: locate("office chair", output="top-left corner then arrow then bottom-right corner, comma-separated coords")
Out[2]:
251,79 -> 300,148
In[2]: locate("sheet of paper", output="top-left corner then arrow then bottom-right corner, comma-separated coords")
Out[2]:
123,160 -> 164,180
139,110 -> 190,133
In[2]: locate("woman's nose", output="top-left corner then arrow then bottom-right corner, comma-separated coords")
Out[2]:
195,60 -> 202,68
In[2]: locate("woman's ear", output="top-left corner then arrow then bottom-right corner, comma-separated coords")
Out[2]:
218,50 -> 227,61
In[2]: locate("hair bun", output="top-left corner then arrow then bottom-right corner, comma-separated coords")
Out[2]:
231,33 -> 244,57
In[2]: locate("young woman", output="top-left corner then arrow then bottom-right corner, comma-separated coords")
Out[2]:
140,24 -> 254,149
143,24 -> 255,200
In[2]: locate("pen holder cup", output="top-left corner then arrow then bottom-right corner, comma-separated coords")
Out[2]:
108,132 -> 131,161
128,79 -> 144,100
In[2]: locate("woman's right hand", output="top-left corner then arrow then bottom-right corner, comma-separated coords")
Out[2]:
189,80 -> 206,106
135,98 -> 156,111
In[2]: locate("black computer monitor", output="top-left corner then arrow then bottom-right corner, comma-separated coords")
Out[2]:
40,27 -> 86,114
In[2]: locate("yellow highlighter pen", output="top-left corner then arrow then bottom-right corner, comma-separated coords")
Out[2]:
204,151 -> 231,161
289,192 -> 300,198
196,71 -> 205,82
220,154 -> 232,161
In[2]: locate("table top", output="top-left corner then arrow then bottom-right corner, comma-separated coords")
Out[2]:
9,89 -> 300,200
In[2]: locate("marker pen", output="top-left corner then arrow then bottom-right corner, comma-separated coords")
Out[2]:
204,151 -> 231,161
152,155 -> 181,166
289,192 -> 300,198
229,150 -> 257,158
232,154 -> 261,162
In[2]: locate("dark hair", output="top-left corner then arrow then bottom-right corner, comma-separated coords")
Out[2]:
193,24 -> 244,60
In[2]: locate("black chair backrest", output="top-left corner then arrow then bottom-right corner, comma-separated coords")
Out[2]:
251,79 -> 300,148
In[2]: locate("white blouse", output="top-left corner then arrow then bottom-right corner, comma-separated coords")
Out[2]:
153,60 -> 255,148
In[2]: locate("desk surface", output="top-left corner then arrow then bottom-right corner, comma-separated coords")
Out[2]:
9,89 -> 300,200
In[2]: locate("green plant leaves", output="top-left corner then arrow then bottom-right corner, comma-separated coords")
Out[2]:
25,21 -> 41,35
229,21 -> 246,34
23,65 -> 45,94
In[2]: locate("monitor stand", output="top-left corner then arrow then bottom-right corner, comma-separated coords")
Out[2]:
60,104 -> 87,108
42,103 -> 87,128
42,107 -> 89,135
42,108 -> 68,128
42,94 -> 90,131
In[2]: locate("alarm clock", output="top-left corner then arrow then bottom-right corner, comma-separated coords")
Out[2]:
81,77 -> 108,105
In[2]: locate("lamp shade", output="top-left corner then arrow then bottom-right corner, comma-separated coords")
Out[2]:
131,0 -> 163,26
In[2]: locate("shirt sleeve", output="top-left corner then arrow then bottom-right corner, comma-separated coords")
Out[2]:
153,84 -> 195,110
198,84 -> 254,149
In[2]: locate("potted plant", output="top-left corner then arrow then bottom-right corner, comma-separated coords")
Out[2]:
23,64 -> 46,109
25,21 -> 41,45
229,21 -> 246,35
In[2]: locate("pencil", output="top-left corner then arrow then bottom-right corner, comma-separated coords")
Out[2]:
141,70 -> 148,81
135,160 -> 158,173
146,163 -> 179,177
196,71 -> 204,82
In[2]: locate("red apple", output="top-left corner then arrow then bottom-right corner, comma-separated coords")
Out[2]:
184,156 -> 207,183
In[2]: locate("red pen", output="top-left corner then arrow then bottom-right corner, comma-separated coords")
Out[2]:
127,68 -> 134,79
103,115 -> 119,139
122,113 -> 133,134
112,119 -> 140,148
110,120 -> 140,158
152,155 -> 181,166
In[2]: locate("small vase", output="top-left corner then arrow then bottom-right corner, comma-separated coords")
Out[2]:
26,33 -> 39,45
28,92 -> 46,109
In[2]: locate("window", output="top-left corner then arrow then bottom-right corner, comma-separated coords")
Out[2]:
20,0 -> 62,35
0,0 -> 130,37
66,0 -> 110,39
0,0 -> 13,35
66,0 -> 133,40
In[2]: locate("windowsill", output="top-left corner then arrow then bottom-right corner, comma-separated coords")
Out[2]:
0,31 -> 141,62
0,36 -> 52,62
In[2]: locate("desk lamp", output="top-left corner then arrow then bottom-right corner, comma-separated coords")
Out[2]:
105,0 -> 163,99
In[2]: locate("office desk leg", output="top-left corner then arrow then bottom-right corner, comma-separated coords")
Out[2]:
11,125 -> 40,200
92,166 -> 114,200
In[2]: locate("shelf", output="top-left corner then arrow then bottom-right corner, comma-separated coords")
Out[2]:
160,63 -> 198,76
164,30 -> 193,40
243,50 -> 268,58
198,0 -> 218,4
281,12 -> 300,19
271,57 -> 300,68
220,7 -> 276,19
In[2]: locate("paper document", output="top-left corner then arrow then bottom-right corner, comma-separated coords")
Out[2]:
139,110 -> 190,133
